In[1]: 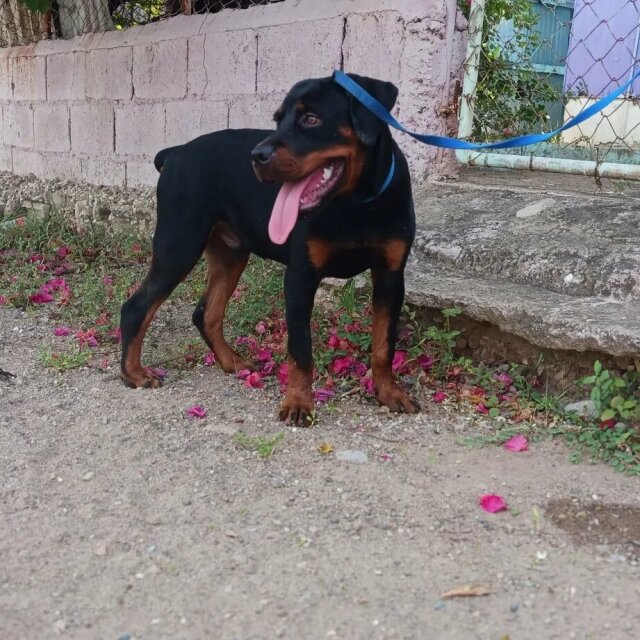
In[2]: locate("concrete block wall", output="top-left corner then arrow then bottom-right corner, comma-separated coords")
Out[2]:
0,0 -> 466,189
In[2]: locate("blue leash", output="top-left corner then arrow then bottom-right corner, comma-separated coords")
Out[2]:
333,69 -> 640,151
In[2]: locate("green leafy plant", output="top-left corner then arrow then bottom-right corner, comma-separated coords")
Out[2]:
458,0 -> 561,137
579,360 -> 640,423
17,0 -> 49,12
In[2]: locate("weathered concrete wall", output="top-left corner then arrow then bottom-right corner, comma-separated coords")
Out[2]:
0,0 -> 466,189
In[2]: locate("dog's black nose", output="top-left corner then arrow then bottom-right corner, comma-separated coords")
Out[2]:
251,144 -> 275,166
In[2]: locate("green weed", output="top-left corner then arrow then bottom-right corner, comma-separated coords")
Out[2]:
233,432 -> 284,458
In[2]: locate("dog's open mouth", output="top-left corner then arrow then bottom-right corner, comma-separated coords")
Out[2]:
268,159 -> 345,245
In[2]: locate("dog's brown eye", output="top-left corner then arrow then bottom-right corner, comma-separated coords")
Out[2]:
301,113 -> 322,127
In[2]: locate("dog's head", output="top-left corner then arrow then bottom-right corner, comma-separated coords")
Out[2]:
251,74 -> 398,244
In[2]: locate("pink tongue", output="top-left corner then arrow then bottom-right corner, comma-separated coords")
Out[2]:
268,173 -> 317,245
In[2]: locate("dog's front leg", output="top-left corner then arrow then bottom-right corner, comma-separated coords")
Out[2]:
279,266 -> 320,424
371,267 -> 420,413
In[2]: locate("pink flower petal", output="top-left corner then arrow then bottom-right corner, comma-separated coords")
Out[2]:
152,367 -> 167,379
56,245 -> 71,258
391,350 -> 408,373
417,354 -> 434,372
360,376 -> 375,395
479,494 -> 508,513
494,371 -> 514,387
53,326 -> 72,336
475,403 -> 489,415
503,434 -> 528,452
244,372 -> 264,388
352,361 -> 368,377
432,390 -> 446,403
255,321 -> 267,334
262,360 -> 276,375
186,405 -> 207,419
0,295 -> 7,305
331,355 -> 354,377
314,387 -> 335,403
236,369 -> 251,380
255,347 -> 272,362
380,453 -> 393,462
203,352 -> 216,367
277,363 -> 289,386
29,292 -> 54,304
327,334 -> 340,349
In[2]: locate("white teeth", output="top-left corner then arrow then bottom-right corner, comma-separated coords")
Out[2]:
322,167 -> 333,181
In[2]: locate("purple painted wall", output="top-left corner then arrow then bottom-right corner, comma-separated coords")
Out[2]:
564,0 -> 640,97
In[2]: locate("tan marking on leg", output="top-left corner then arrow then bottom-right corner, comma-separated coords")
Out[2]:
383,239 -> 408,271
202,234 -> 252,373
278,358 -> 314,425
122,299 -> 164,388
371,300 -> 419,414
307,239 -> 334,270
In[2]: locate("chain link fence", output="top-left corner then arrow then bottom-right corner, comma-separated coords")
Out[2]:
458,0 -> 640,179
0,0 -> 283,48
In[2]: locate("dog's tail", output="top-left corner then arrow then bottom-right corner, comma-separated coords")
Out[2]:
154,146 -> 182,172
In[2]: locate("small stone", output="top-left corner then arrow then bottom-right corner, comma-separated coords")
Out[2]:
335,449 -> 368,464
225,530 -> 238,538
564,399 -> 596,418
82,471 -> 94,481
510,603 -> 519,613
434,600 -> 446,610
54,619 -> 67,632
94,543 -> 107,557
271,477 -> 286,488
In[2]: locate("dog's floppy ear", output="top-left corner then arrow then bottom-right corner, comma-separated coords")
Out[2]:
346,74 -> 399,146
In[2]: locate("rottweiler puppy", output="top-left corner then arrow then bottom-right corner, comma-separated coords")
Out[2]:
120,73 -> 419,423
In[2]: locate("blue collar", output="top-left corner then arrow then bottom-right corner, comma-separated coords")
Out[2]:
363,153 -> 395,204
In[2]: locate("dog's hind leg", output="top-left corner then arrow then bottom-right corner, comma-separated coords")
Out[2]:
120,230 -> 205,389
192,231 -> 255,373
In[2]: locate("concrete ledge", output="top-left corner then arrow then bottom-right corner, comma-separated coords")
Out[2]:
408,169 -> 640,358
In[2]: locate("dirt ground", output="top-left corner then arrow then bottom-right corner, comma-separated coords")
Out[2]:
1,305 -> 640,640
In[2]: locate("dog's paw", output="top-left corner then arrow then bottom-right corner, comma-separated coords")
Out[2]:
278,398 -> 315,426
376,384 -> 420,414
121,372 -> 164,389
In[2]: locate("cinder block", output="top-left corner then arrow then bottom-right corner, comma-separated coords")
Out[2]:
34,105 -> 70,152
3,104 -> 34,149
133,39 -> 187,99
86,47 -> 133,100
12,149 -> 44,176
343,12 -> 404,83
165,100 -> 228,147
126,160 -> 158,188
47,52 -> 86,101
187,36 -> 206,97
11,55 -> 46,101
71,104 -> 114,155
115,103 -> 165,157
257,19 -> 342,93
0,56 -> 11,100
133,14 -> 205,46
0,147 -> 12,173
82,157 -> 126,187
43,155 -> 82,182
203,30 -> 257,97
228,93 -> 284,130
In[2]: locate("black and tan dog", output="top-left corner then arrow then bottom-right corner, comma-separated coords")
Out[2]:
120,73 -> 419,423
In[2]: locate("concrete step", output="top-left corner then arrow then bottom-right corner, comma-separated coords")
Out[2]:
407,169 -> 640,358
